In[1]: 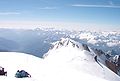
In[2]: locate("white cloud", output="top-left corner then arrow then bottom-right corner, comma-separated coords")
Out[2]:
39,7 -> 58,10
71,4 -> 120,8
0,12 -> 21,15
0,21 -> 82,30
0,21 -> 119,31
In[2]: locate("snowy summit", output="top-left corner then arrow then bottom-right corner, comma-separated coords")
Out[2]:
0,38 -> 120,81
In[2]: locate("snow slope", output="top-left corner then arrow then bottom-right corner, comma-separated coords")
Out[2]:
43,38 -> 120,81
0,52 -> 42,81
0,38 -> 120,81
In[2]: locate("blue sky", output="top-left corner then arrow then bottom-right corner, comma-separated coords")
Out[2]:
0,0 -> 120,31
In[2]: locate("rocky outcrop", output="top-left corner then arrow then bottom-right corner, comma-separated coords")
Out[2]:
82,44 -> 90,52
105,55 -> 120,75
94,49 -> 105,56
105,60 -> 118,73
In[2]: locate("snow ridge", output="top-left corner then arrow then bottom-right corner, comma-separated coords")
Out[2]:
43,38 -> 120,81
44,38 -> 91,58
51,38 -> 90,51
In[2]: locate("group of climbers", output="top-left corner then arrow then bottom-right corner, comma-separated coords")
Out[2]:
0,66 -> 31,78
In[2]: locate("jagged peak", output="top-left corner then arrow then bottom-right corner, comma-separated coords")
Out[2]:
43,38 -> 92,59
51,38 -> 79,49
50,38 -> 90,52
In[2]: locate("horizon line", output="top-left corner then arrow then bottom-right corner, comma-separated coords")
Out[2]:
71,4 -> 120,8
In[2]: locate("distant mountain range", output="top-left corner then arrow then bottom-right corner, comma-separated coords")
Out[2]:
0,28 -> 119,58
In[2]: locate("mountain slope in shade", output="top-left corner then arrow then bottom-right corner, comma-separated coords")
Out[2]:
0,38 -> 120,81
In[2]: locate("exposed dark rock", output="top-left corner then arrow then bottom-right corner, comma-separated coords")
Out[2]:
94,49 -> 105,56
105,60 -> 118,74
82,44 -> 90,52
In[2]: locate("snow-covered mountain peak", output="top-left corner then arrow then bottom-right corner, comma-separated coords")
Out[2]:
51,38 -> 80,49
51,38 -> 90,52
42,39 -> 120,81
43,38 -> 96,64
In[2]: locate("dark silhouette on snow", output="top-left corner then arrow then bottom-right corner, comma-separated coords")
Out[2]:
94,56 -> 103,68
0,66 -> 7,76
94,56 -> 97,62
82,44 -> 90,52
15,70 -> 31,78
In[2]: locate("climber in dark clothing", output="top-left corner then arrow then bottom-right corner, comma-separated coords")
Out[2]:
94,56 -> 97,62
0,67 -> 7,76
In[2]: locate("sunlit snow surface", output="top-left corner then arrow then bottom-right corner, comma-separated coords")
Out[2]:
0,39 -> 120,81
